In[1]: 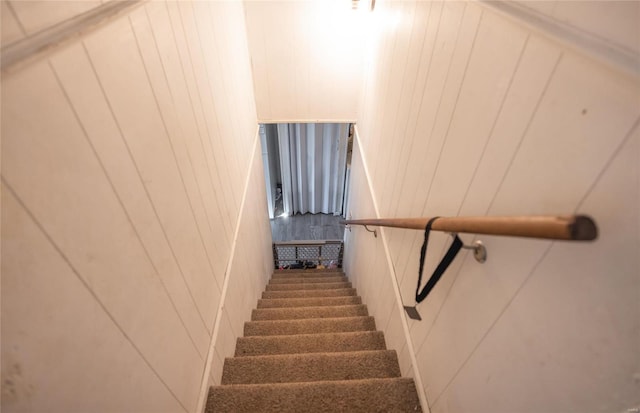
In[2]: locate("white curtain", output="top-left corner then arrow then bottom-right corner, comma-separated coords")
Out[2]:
278,123 -> 349,216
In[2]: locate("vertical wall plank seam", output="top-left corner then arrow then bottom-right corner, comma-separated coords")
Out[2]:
402,3 -> 482,308
415,40 -> 559,357
370,3 -> 400,186
362,0 -> 390,170
158,5 -> 223,291
206,2 -> 244,205
387,1 -> 435,219
385,2 -> 446,288
420,9 -> 484,216
405,2 -> 468,218
80,41 -> 211,334
48,59 -> 206,360
204,1 -> 244,211
305,12 -> 311,119
392,0 -> 444,219
573,116 -> 640,212
410,35 -> 535,355
128,14 -> 222,294
291,6 -> 299,120
213,4 -> 242,160
429,243 -> 554,408
240,2 -> 261,121
353,127 -> 430,413
485,53 -> 564,215
0,179 -> 189,413
259,7 -> 273,120
146,4 -> 233,242
413,251 -> 472,357
416,46 -> 566,391
455,34 -> 531,216
142,5 -> 231,249
5,0 -> 27,35
379,1 -> 419,215
176,1 -> 230,231
195,127 -> 263,413
187,3 -> 236,241
154,1 -> 231,246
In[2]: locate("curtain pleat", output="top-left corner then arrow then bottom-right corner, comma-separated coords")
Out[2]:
278,123 -> 348,216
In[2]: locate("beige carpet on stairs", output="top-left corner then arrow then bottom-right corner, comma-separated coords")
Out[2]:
206,269 -> 422,413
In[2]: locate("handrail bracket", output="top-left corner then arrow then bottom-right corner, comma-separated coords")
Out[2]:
363,225 -> 377,238
452,234 -> 487,263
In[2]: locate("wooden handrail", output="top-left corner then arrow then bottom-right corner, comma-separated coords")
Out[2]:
342,215 -> 597,241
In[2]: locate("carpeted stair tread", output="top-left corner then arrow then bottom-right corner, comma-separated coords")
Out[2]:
269,276 -> 347,284
244,316 -> 376,336
266,281 -> 351,291
207,378 -> 422,413
221,350 -> 401,384
208,270 -> 423,412
257,296 -> 361,308
234,331 -> 387,356
251,305 -> 368,321
262,288 -> 356,299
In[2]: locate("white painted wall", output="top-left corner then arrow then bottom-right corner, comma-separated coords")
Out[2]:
243,0 -> 365,122
347,1 -> 640,412
1,2 -> 272,412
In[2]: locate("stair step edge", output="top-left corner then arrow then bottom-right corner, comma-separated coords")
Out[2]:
257,297 -> 362,308
252,304 -> 369,320
221,350 -> 401,385
234,330 -> 387,356
207,378 -> 422,413
244,316 -> 377,336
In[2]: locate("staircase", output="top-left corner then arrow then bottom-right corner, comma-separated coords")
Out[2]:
206,269 -> 422,412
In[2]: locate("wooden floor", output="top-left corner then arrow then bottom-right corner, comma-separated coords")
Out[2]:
271,213 -> 345,242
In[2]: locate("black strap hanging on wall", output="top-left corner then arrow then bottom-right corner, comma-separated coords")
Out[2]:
414,217 -> 463,303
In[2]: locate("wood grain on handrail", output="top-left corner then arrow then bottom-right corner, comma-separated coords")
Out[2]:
341,215 -> 597,241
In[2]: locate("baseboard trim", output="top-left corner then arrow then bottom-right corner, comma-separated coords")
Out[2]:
351,125 -> 430,413
194,126 -> 261,413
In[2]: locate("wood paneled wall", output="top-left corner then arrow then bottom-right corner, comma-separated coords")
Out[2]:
243,0 -> 364,122
207,137 -> 274,388
347,1 -> 639,412
1,2 -> 271,412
